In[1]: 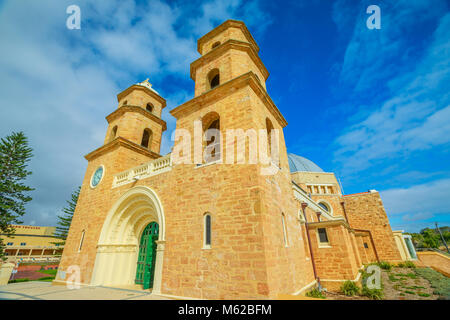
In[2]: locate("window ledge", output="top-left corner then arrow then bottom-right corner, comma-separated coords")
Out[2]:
318,244 -> 332,248
195,159 -> 222,169
202,246 -> 212,250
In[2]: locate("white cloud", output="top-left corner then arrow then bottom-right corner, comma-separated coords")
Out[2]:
380,178 -> 450,217
333,11 -> 450,173
333,0 -> 448,93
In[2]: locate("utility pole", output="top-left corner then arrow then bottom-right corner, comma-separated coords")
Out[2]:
435,222 -> 449,253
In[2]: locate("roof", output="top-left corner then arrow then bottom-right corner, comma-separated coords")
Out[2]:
136,78 -> 159,95
197,19 -> 260,54
287,153 -> 323,173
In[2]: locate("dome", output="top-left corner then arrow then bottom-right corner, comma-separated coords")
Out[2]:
287,153 -> 323,173
136,78 -> 159,95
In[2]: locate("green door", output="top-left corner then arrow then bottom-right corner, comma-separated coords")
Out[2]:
135,222 -> 159,289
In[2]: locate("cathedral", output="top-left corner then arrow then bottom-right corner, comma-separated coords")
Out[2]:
54,20 -> 413,299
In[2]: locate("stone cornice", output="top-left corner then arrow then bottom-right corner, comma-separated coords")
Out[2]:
84,137 -> 161,161
117,85 -> 167,108
197,19 -> 259,54
291,181 -> 344,222
190,39 -> 269,81
170,72 -> 287,128
106,105 -> 167,131
308,219 -> 352,231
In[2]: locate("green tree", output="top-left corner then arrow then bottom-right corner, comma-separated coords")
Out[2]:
0,131 -> 34,261
53,186 -> 80,245
421,229 -> 440,248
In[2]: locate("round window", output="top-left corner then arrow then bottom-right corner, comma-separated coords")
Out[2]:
318,202 -> 329,212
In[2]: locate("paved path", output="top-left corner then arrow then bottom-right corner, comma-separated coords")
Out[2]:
0,282 -> 172,300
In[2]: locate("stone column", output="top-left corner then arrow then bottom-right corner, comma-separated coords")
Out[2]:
152,240 -> 165,295
0,263 -> 15,286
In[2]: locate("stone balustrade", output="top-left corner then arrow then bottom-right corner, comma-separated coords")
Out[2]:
112,154 -> 172,188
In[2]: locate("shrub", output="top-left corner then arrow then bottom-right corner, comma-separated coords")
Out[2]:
377,261 -> 392,271
305,288 -> 326,299
362,285 -> 384,300
8,278 -> 30,284
37,276 -> 55,281
404,290 -> 415,295
418,292 -> 430,297
341,280 -> 360,296
403,261 -> 416,268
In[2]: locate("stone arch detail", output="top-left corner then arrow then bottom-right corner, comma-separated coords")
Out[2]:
91,186 -> 165,293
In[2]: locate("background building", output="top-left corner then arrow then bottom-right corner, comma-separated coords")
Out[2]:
1,225 -> 63,264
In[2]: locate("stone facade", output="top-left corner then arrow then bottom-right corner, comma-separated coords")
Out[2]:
55,20 -> 403,299
344,192 -> 402,263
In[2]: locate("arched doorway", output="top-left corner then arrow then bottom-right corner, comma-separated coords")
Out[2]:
91,186 -> 165,293
135,222 -> 159,289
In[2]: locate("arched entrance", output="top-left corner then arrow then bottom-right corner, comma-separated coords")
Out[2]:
135,222 -> 159,289
91,186 -> 165,293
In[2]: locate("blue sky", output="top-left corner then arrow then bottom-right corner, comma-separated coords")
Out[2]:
0,0 -> 448,232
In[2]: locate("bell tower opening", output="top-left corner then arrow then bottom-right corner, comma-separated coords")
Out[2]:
141,129 -> 153,149
190,20 -> 268,97
208,69 -> 220,89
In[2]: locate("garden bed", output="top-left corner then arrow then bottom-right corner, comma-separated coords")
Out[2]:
321,262 -> 449,300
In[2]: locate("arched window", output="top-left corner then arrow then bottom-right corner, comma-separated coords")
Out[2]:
207,69 -> 220,90
281,213 -> 289,247
146,103 -> 153,113
123,100 -> 128,106
202,112 -> 221,163
204,214 -> 212,248
318,202 -> 329,212
141,128 -> 153,149
78,230 -> 85,252
109,125 -> 118,142
212,41 -> 220,49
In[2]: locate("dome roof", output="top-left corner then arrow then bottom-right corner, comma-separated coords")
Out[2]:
287,153 -> 323,173
136,78 -> 159,95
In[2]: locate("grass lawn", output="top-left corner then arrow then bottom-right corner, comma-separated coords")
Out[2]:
414,267 -> 450,299
39,269 -> 58,276
8,269 -> 58,284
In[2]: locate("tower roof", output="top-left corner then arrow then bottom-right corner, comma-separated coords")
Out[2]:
117,79 -> 166,108
287,153 -> 324,173
197,19 -> 259,54
136,78 -> 159,95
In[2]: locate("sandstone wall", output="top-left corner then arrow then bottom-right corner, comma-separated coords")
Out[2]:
344,192 -> 401,262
